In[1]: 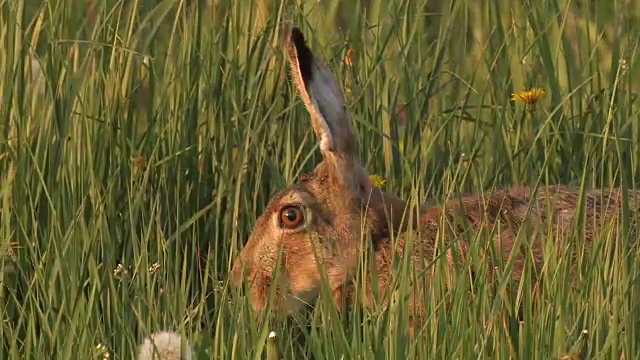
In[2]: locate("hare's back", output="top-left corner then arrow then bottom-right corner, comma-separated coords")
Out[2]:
427,185 -> 640,236
505,185 -> 640,235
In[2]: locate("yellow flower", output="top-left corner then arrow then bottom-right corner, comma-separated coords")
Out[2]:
511,88 -> 546,106
369,175 -> 387,188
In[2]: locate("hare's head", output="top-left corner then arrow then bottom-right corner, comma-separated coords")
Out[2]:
230,28 -> 404,314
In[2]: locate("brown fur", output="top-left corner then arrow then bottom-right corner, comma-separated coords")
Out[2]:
229,27 -> 640,330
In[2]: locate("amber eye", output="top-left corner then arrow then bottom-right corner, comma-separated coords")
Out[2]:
279,205 -> 304,229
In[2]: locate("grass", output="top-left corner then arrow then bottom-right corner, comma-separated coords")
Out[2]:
1,0 -> 640,358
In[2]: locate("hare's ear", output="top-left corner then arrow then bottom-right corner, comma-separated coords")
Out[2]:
285,27 -> 357,160
286,27 -> 372,196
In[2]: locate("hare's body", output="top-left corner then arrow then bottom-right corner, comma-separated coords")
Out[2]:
230,27 -> 639,322
324,184 -> 639,320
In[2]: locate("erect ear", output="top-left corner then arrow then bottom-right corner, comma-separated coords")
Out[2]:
285,27 -> 357,160
285,27 -> 372,195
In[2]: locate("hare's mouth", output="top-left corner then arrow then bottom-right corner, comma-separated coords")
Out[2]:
245,280 -> 317,315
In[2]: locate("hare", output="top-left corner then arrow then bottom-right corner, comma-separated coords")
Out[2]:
230,27 -> 639,325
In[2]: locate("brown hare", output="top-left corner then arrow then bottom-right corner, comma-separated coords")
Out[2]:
230,26 -> 639,327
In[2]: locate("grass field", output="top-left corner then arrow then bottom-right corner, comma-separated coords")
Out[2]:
2,0 -> 640,358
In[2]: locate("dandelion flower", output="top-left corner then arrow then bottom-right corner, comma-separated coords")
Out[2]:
369,175 -> 387,188
137,331 -> 193,360
511,88 -> 546,106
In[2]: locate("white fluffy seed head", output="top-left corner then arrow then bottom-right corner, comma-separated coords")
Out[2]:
137,331 -> 193,360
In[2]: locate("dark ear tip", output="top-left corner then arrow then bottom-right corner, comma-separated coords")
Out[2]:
288,27 -> 305,47
284,26 -> 314,81
286,26 -> 310,56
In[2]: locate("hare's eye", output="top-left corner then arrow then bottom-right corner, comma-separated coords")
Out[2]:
279,205 -> 304,229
